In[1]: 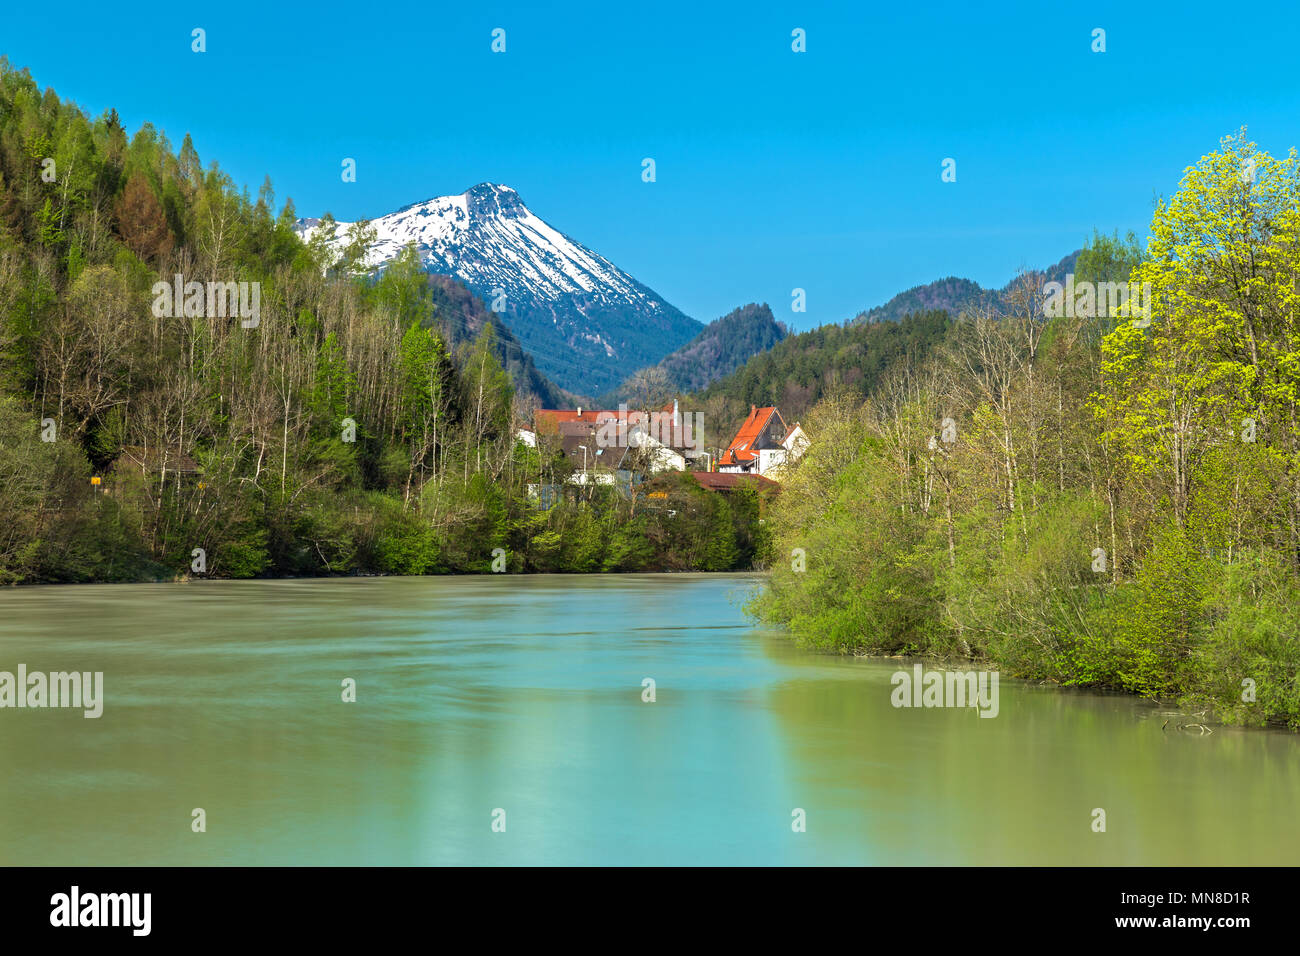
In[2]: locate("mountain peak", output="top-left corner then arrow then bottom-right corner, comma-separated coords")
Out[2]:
463,182 -> 523,215
464,181 -> 517,197
293,184 -> 701,395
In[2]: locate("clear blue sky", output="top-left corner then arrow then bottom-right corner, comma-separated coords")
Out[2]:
5,1 -> 1300,330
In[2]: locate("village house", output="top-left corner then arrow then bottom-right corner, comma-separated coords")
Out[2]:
717,406 -> 808,478
524,401 -> 810,486
525,401 -> 707,481
555,419 -> 630,485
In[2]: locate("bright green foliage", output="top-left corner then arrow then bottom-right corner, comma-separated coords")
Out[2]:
755,132 -> 1300,730
0,61 -> 765,584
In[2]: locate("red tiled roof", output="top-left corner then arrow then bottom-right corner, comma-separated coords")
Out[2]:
535,404 -> 695,447
535,409 -> 614,428
535,403 -> 679,426
535,409 -> 653,433
690,471 -> 779,491
718,406 -> 781,466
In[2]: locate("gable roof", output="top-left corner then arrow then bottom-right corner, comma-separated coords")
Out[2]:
535,408 -> 621,429
719,406 -> 785,466
781,422 -> 807,446
534,402 -> 678,433
537,404 -> 703,454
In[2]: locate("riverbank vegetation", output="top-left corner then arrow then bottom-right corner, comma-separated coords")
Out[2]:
0,62 -> 769,583
755,132 -> 1300,730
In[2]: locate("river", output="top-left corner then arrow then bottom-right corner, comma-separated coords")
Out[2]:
0,573 -> 1295,865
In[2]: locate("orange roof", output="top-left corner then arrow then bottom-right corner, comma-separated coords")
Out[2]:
535,408 -> 649,430
719,406 -> 780,466
536,409 -> 598,428
535,403 -> 683,434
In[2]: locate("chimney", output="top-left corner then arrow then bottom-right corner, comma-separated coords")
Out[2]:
577,406 -> 582,416
751,405 -> 756,418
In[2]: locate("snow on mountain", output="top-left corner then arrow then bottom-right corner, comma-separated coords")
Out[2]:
295,183 -> 702,395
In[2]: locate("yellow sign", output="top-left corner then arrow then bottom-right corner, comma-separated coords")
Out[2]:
647,491 -> 668,499
90,476 -> 101,486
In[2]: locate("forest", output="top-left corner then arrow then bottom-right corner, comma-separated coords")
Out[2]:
4,59 -> 1295,730
604,302 -> 788,405
691,308 -> 952,436
0,60 -> 769,583
754,131 -> 1300,729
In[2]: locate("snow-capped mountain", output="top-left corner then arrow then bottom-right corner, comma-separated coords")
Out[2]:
295,183 -> 702,396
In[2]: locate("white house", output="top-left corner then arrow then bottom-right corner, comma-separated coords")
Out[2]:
718,406 -> 808,478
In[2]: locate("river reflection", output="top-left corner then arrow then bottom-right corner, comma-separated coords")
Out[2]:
0,574 -> 1295,864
